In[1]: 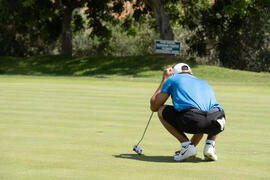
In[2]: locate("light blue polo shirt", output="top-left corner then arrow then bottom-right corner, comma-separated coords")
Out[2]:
161,73 -> 221,112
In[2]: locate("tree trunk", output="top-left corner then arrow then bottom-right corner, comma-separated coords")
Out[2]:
61,7 -> 73,56
146,0 -> 174,40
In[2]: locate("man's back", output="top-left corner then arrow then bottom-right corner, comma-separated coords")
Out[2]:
161,73 -> 220,112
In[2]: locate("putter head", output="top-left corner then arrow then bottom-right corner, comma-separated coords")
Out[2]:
133,145 -> 142,155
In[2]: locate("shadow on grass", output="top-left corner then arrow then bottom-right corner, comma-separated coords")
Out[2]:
114,154 -> 207,163
0,55 -> 197,77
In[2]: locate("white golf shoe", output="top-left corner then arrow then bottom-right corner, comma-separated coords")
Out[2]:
174,144 -> 197,161
204,143 -> 218,161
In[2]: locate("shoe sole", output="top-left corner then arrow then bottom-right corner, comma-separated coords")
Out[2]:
204,153 -> 217,161
174,153 -> 197,161
185,153 -> 196,161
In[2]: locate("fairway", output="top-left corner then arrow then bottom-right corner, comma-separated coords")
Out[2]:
0,75 -> 270,180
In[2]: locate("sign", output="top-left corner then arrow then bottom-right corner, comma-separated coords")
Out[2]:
155,40 -> 181,55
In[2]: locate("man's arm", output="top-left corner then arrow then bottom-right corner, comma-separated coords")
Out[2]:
150,68 -> 173,112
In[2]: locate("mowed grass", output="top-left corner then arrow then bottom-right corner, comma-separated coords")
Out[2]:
0,74 -> 270,180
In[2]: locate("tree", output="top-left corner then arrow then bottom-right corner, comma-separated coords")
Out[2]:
54,0 -> 125,56
53,0 -> 88,56
132,0 -> 174,40
179,0 -> 270,72
0,0 -> 61,56
0,0 -> 124,56
145,0 -> 174,40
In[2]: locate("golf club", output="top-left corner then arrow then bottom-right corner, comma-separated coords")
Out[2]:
133,111 -> 154,155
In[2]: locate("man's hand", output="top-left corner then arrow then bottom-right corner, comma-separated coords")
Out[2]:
163,67 -> 173,80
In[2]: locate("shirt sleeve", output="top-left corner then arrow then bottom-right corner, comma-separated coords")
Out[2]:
161,78 -> 172,95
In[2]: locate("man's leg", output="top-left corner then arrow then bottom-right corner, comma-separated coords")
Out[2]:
158,105 -> 197,161
207,135 -> 216,141
204,115 -> 225,161
158,106 -> 203,146
191,134 -> 204,146
204,134 -> 218,161
203,110 -> 225,161
158,105 -> 189,143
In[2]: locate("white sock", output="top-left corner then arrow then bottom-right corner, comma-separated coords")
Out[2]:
206,140 -> 215,146
181,141 -> 191,147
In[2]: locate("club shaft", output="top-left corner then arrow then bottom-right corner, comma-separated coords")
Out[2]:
136,112 -> 154,146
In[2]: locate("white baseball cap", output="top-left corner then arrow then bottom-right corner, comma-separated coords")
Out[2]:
173,63 -> 192,74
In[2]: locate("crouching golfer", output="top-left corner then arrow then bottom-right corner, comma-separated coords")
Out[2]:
150,63 -> 225,161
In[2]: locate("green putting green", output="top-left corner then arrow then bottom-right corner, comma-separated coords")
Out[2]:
0,75 -> 269,180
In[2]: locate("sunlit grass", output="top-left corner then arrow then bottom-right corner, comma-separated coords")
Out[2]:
0,74 -> 269,180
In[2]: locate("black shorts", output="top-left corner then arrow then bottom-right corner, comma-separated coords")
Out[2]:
162,105 -> 226,135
